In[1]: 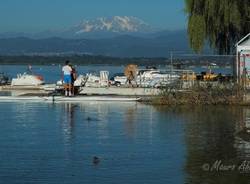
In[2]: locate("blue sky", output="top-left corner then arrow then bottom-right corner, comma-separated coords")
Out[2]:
0,0 -> 186,33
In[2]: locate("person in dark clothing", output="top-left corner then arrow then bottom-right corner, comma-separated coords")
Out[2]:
69,64 -> 77,96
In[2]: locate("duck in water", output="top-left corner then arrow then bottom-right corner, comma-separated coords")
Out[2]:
93,156 -> 100,165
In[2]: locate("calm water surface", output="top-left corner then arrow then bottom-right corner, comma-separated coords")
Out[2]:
0,65 -> 247,184
0,102 -> 250,184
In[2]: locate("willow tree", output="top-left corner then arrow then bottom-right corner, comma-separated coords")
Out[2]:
185,0 -> 250,54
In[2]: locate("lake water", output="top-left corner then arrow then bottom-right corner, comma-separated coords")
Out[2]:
1,65 -> 248,184
1,102 -> 250,183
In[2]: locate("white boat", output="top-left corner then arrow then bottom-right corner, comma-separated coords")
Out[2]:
113,75 -> 127,86
84,73 -> 101,87
59,69 -> 180,89
139,70 -> 179,81
0,96 -> 141,102
73,74 -> 87,87
113,69 -> 180,87
54,68 -> 180,96
57,71 -> 110,88
138,70 -> 179,87
11,73 -> 45,86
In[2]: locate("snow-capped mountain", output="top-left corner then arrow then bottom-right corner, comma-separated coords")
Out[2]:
70,16 -> 153,35
0,16 -> 157,39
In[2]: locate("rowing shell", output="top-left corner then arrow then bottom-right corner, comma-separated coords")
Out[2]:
0,96 -> 141,102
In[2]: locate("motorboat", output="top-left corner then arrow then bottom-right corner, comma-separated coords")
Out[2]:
84,73 -> 102,87
113,74 -> 127,86
11,73 -> 45,86
113,69 -> 180,87
73,69 -> 180,88
83,71 -> 109,87
52,67 -> 181,96
57,71 -> 110,88
73,75 -> 87,87
138,70 -> 179,81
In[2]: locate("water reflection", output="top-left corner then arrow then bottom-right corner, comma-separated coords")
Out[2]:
4,101 -> 250,183
79,102 -> 142,138
124,105 -> 137,137
60,103 -> 78,143
235,108 -> 250,160
176,106 -> 250,184
59,102 -> 143,142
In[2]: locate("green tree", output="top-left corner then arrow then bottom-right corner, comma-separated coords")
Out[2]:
185,0 -> 250,54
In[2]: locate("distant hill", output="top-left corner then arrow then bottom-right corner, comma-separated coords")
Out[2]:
0,54 -> 234,67
0,30 -> 194,57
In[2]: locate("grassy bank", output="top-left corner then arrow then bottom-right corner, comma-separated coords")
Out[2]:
147,83 -> 246,106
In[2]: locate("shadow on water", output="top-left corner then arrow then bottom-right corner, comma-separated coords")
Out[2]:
154,105 -> 250,184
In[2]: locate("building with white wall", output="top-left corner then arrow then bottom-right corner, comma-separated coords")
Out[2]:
236,33 -> 250,81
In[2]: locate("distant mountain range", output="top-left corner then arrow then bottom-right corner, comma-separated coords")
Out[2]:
0,30 -> 193,57
0,16 -> 198,57
71,16 -> 153,36
0,16 -> 156,39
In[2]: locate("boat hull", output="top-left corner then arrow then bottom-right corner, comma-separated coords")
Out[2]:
79,87 -> 160,96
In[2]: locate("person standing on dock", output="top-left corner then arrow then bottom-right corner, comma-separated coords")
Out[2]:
62,60 -> 72,97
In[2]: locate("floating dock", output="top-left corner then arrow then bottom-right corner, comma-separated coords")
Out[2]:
0,95 -> 141,102
0,84 -> 55,91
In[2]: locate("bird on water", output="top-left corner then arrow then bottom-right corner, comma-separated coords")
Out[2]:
93,156 -> 100,165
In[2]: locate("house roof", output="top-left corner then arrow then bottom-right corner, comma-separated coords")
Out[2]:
237,33 -> 250,51
237,33 -> 250,46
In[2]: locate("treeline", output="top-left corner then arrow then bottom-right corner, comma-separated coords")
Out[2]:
0,54 -> 234,66
185,0 -> 249,54
0,55 -> 168,66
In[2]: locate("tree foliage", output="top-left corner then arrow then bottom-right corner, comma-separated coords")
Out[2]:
185,0 -> 250,54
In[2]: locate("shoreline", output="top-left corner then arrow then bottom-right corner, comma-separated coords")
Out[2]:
143,87 -> 250,106
1,87 -> 249,106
